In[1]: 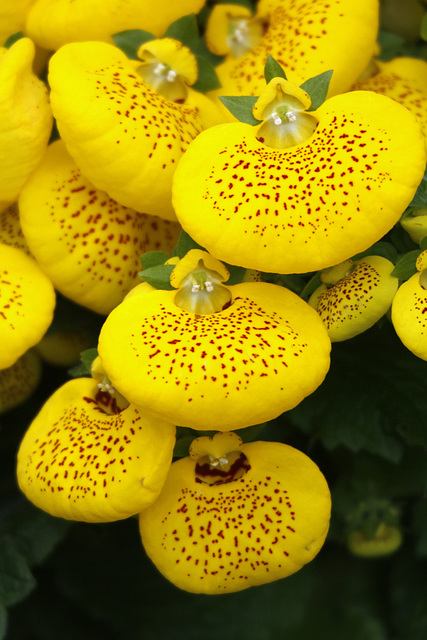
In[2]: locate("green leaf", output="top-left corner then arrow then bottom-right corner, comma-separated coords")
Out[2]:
409,168 -> 427,208
112,29 -> 155,59
0,603 -> 6,640
390,249 -> 421,280
420,236 -> 427,252
264,55 -> 287,83
173,436 -> 195,458
351,241 -> 398,264
140,251 -> 170,270
164,14 -> 199,48
422,14 -> 427,41
218,96 -> 260,125
192,54 -> 221,92
173,229 -> 205,259
0,536 -> 35,607
3,31 -> 24,48
68,347 -> 98,378
300,70 -> 333,111
299,272 -> 322,300
224,264 -> 247,285
138,264 -> 175,290
377,30 -> 405,61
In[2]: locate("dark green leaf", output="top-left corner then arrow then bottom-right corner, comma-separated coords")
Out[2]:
351,241 -> 398,264
0,536 -> 35,607
112,29 -> 155,59
420,236 -> 427,252
301,70 -> 333,111
0,603 -> 6,640
377,30 -> 405,61
274,273 -> 316,295
422,14 -> 427,41
224,264 -> 247,285
138,264 -> 175,290
173,436 -> 195,458
264,55 -> 287,83
408,168 -> 427,208
218,96 -> 260,124
192,54 -> 221,92
390,249 -> 421,279
165,14 -> 199,48
68,348 -> 98,378
3,31 -> 24,48
173,229 -> 205,258
139,251 -> 170,270
299,272 -> 322,300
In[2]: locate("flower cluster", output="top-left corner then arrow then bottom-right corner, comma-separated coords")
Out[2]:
2,0 -> 427,596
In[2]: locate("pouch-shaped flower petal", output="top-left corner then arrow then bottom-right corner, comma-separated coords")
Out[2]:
26,0 -> 206,50
0,203 -> 31,255
0,37 -> 52,210
309,256 -> 398,342
352,57 -> 427,142
0,243 -> 55,370
17,377 -> 176,522
18,140 -> 180,314
208,0 -> 379,99
0,350 -> 41,414
0,0 -> 36,46
48,41 -> 215,219
391,251 -> 427,360
139,432 -> 331,594
173,89 -> 426,274
98,275 -> 331,431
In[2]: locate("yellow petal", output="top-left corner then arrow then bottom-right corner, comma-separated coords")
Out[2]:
98,281 -> 331,431
0,243 -> 55,370
392,271 -> 427,360
212,0 -> 379,99
309,256 -> 398,342
352,57 -> 427,144
0,0 -> 36,46
17,377 -> 176,522
35,330 -> 92,367
26,0 -> 206,49
0,203 -> 31,255
18,140 -> 180,314
401,209 -> 427,244
173,91 -> 426,274
0,37 -> 52,209
48,41 -> 211,219
139,439 -> 331,594
137,38 -> 198,87
0,350 -> 41,414
205,4 -> 262,57
170,249 -> 230,288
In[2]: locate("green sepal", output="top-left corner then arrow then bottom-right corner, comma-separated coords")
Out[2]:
112,29 -> 156,60
351,241 -> 398,264
390,249 -> 421,280
420,236 -> 427,252
138,264 -> 175,290
164,13 -> 199,49
4,31 -> 24,48
218,96 -> 261,125
173,229 -> 205,259
139,251 -> 171,270
68,348 -> 99,378
193,54 -> 221,92
300,70 -> 333,111
264,55 -> 287,84
299,271 -> 322,300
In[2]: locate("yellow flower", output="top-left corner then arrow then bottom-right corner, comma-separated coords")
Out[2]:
0,203 -> 31,255
18,139 -> 181,315
0,350 -> 41,414
48,40 -> 222,220
0,243 -> 55,370
0,37 -> 52,210
25,0 -> 206,50
35,330 -> 92,367
206,0 -> 379,100
0,0 -> 36,46
347,523 -> 402,558
139,432 -> 331,594
391,249 -> 427,361
98,250 -> 331,431
173,80 -> 426,274
353,57 -> 427,144
17,376 -> 176,522
401,209 -> 427,244
309,256 -> 398,342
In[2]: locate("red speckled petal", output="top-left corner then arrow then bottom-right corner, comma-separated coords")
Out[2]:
98,281 -> 331,431
139,440 -> 331,594
0,203 -> 31,256
17,377 -> 176,522
0,350 -> 41,414
18,140 -> 180,315
392,272 -> 427,361
173,91 -> 426,274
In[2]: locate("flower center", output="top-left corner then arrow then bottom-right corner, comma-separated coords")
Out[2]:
226,15 -> 266,57
174,259 -> 232,315
256,82 -> 318,149
195,450 -> 251,485
137,59 -> 188,102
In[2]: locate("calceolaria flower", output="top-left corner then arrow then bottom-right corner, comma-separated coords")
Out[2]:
139,431 -> 331,594
205,0 -> 379,99
0,0 -> 36,47
0,350 -> 41,414
173,78 -> 426,274
391,249 -> 427,360
0,203 -> 31,255
98,250 -> 331,431
25,0 -> 206,50
308,256 -> 398,342
48,39 -> 223,220
35,330 -> 92,367
18,140 -> 181,315
347,523 -> 402,558
0,37 -> 52,210
0,243 -> 55,370
17,374 -> 176,522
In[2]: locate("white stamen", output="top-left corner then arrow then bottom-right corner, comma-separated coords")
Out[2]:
205,280 -> 214,292
286,110 -> 297,122
97,380 -> 115,395
272,112 -> 283,125
166,69 -> 177,82
208,455 -> 229,467
153,62 -> 166,76
191,283 -> 201,293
